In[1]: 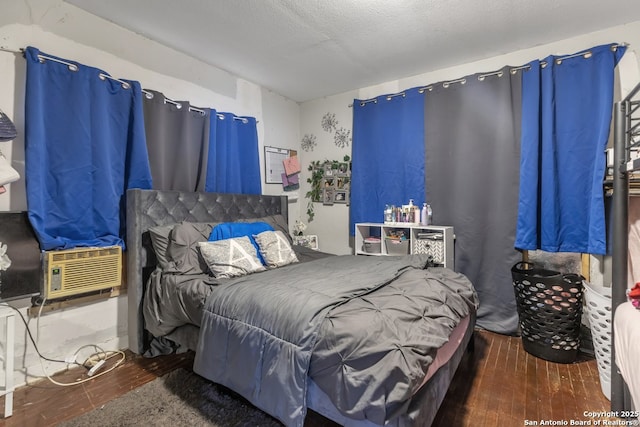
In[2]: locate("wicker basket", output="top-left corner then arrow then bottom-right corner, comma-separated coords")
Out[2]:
511,262 -> 584,364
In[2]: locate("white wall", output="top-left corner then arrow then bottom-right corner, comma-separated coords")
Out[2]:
299,20 -> 640,257
260,88 -> 303,221
298,91 -> 356,255
0,0 -> 301,389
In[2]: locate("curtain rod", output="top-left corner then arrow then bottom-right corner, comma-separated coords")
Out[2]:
37,53 -> 79,71
157,95 -> 206,116
159,96 -> 249,122
19,48 -> 256,123
151,94 -> 249,122
0,46 -> 22,54
349,42 -> 626,108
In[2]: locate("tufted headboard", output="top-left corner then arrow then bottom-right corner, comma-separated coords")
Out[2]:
126,188 -> 288,354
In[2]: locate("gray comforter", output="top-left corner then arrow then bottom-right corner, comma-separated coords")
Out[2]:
143,245 -> 332,339
193,254 -> 478,427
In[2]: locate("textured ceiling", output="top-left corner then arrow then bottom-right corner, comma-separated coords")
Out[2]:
65,0 -> 640,102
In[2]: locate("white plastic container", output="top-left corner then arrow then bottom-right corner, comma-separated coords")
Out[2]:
583,280 -> 612,400
420,203 -> 428,225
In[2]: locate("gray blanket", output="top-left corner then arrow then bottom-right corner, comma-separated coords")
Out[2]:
193,255 -> 478,427
143,245 -> 332,338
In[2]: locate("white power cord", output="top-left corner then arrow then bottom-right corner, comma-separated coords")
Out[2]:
38,348 -> 126,387
1,302 -> 127,387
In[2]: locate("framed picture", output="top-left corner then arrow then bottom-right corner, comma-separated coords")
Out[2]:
334,190 -> 348,204
293,235 -> 319,250
323,188 -> 334,205
323,178 -> 335,189
337,162 -> 349,175
323,162 -> 334,177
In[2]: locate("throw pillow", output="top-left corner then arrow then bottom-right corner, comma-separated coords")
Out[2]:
254,230 -> 299,268
198,237 -> 265,279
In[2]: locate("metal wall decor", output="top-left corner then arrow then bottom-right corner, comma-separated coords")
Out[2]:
321,112 -> 338,133
301,133 -> 317,152
334,127 -> 351,148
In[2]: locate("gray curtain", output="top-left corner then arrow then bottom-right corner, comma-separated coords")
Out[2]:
424,67 -> 522,334
142,90 -> 210,191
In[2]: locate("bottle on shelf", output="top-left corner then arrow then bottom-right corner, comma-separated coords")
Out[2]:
408,199 -> 415,223
427,204 -> 433,225
384,204 -> 393,223
421,203 -> 428,225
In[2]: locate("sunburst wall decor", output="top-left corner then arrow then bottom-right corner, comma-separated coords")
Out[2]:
301,133 -> 317,152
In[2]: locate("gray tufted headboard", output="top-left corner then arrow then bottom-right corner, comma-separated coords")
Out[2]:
126,188 -> 288,354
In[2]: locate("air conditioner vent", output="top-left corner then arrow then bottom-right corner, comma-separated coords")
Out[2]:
43,246 -> 122,299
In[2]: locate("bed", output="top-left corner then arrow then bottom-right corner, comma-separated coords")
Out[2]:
126,188 -> 478,427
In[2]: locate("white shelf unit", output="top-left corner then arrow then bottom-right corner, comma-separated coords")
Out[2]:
354,223 -> 454,269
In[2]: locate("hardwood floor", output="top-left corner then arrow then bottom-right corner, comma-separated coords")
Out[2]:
0,329 -> 611,426
432,329 -> 612,426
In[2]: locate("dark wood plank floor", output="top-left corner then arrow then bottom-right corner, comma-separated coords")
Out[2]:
0,329 -> 612,427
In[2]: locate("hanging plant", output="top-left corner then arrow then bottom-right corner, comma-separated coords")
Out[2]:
305,160 -> 324,222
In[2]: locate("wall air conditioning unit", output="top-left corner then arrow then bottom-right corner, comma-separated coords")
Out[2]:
43,246 -> 122,299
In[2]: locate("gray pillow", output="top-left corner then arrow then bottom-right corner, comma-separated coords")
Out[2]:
254,230 -> 299,268
148,224 -> 177,270
150,216 -> 290,274
166,221 -> 219,274
198,237 -> 266,279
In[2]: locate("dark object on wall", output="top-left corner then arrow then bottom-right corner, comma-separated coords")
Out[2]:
511,262 -> 584,364
0,212 -> 41,302
0,109 -> 17,141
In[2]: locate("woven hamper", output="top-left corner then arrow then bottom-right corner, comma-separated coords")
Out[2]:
511,262 -> 584,364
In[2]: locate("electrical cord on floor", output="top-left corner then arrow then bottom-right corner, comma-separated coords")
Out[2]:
0,302 -> 127,386
40,349 -> 126,387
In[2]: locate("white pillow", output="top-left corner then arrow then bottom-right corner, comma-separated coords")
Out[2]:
197,236 -> 265,279
254,230 -> 299,268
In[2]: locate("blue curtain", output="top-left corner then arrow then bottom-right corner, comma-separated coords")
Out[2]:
516,44 -> 625,255
24,47 -> 152,250
205,112 -> 261,194
350,88 -> 425,234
